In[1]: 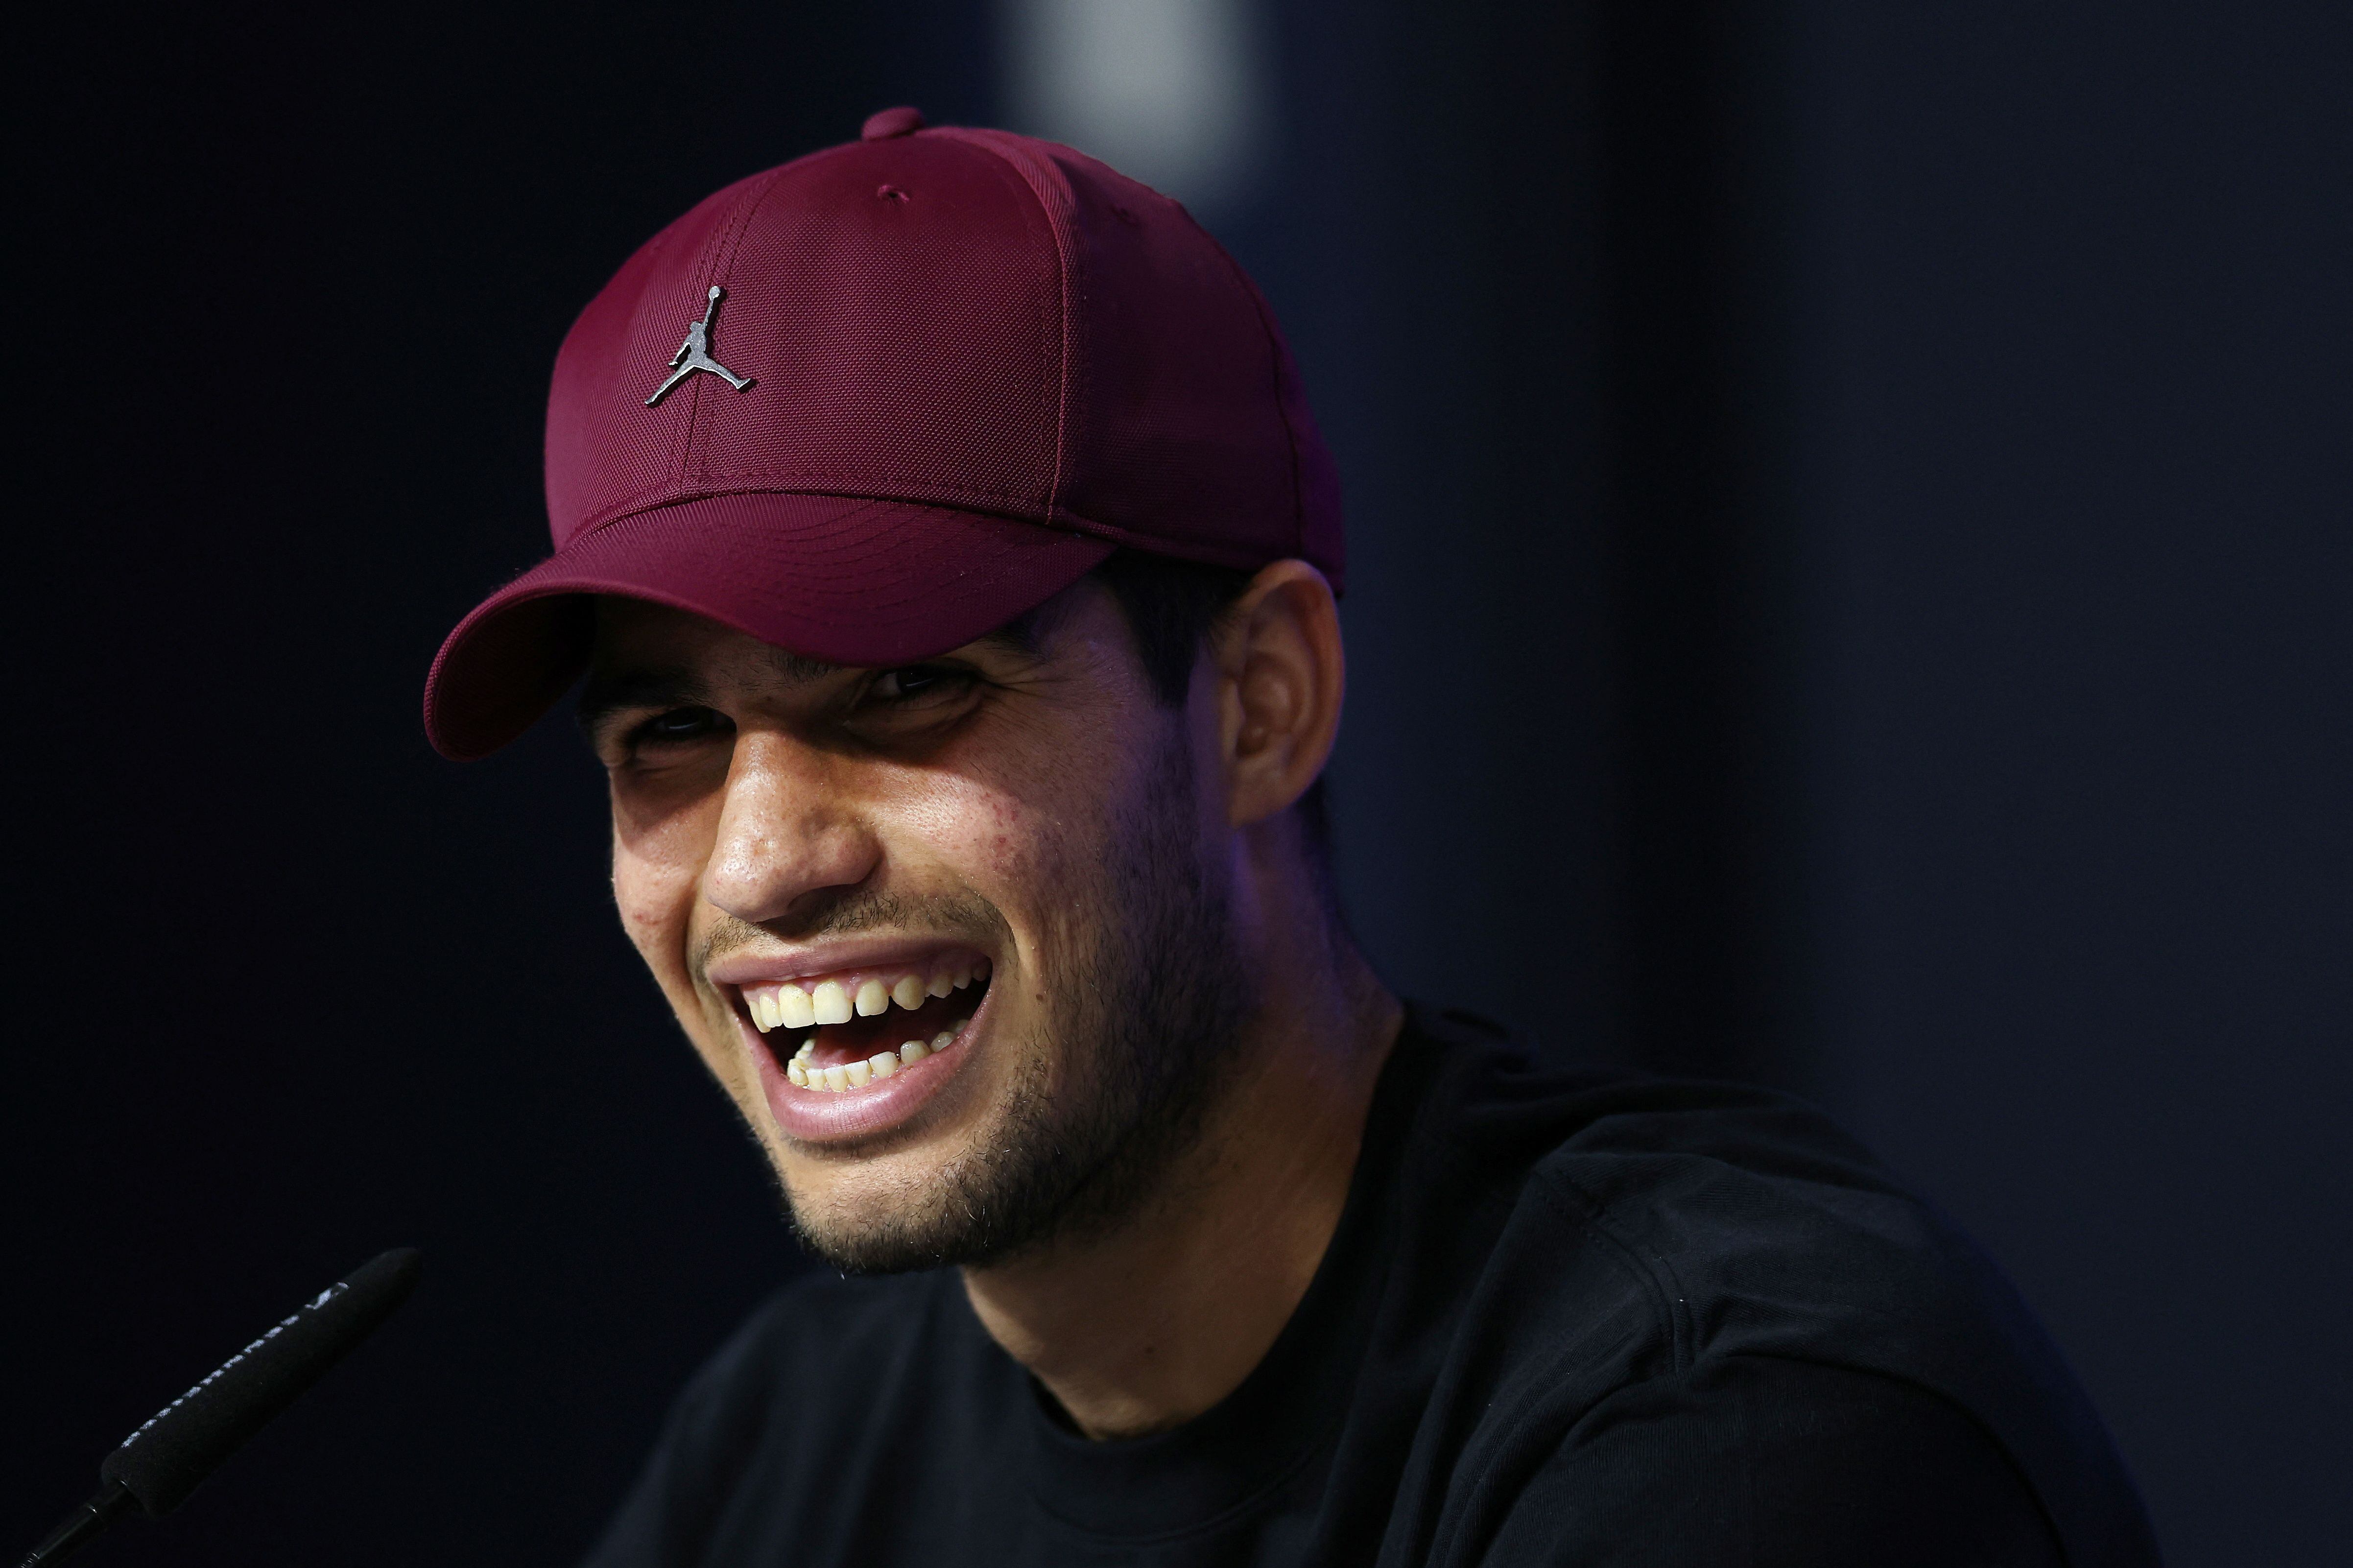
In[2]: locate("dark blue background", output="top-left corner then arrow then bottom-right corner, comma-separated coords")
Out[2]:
7,4 -> 2346,1564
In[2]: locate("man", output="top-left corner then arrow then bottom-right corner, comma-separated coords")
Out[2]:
424,108 -> 2159,1566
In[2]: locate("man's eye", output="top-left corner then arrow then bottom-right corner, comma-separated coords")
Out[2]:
869,666 -> 966,703
635,706 -> 728,744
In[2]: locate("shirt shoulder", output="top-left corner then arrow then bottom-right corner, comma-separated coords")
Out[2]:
1383,1008 -> 2159,1568
1479,1354 -> 2066,1568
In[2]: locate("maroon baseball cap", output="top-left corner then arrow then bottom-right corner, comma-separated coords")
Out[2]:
423,106 -> 1343,760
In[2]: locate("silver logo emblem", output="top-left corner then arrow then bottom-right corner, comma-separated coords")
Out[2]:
645,285 -> 753,407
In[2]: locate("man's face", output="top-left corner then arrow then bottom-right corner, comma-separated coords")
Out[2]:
585,582 -> 1252,1270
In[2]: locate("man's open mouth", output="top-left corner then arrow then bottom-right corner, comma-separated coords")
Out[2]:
737,954 -> 991,1093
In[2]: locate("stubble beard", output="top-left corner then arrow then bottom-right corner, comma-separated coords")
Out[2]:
784,738 -> 1253,1274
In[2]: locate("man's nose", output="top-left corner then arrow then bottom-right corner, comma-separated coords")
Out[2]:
704,731 -> 879,927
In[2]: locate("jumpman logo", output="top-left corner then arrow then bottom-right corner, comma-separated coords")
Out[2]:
645,285 -> 754,407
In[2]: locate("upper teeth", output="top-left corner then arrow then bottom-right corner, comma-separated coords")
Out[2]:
742,959 -> 988,1033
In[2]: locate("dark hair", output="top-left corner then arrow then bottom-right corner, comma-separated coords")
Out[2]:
1089,550 -> 1335,877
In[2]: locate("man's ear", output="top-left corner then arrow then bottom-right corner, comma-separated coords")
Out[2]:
1212,560 -> 1345,829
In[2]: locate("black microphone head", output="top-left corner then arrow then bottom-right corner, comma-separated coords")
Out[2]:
98,1248 -> 421,1516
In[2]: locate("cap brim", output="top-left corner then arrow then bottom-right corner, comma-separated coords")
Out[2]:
423,493 -> 1114,760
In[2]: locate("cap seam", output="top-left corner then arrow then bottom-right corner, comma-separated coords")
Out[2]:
574,486 -> 1071,546
1202,234 -> 1309,562
929,127 -> 1078,523
678,199 -> 756,486
562,485 -> 1279,574
572,473 -> 1098,537
686,167 -> 794,484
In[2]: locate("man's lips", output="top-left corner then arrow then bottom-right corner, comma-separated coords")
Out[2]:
705,938 -> 998,1141
706,938 -> 992,993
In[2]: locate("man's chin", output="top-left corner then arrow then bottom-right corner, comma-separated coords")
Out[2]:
777,1120 -> 1088,1274
770,1146 -> 977,1269
784,1192 -> 990,1275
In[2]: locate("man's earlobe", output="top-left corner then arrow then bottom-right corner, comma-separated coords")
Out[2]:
1219,561 -> 1345,829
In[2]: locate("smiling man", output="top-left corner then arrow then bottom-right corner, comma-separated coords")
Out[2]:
424,111 -> 2158,1567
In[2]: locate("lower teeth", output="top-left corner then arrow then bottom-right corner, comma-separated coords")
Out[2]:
787,1023 -> 967,1092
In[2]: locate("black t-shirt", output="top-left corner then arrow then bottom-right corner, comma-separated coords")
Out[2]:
583,1007 -> 2160,1567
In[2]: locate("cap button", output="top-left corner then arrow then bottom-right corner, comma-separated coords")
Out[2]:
861,106 -> 926,141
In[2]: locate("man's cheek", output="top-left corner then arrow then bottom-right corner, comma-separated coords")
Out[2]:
918,774 -> 1068,890
611,832 -> 701,979
942,784 -> 1099,988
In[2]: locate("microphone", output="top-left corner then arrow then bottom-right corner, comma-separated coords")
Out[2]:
20,1248 -> 422,1567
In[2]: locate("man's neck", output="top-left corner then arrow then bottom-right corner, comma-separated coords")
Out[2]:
960,945 -> 1401,1441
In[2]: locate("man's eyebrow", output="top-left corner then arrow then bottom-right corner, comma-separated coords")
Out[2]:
576,667 -> 709,733
767,648 -> 848,683
576,616 -> 1046,736
575,645 -> 852,732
